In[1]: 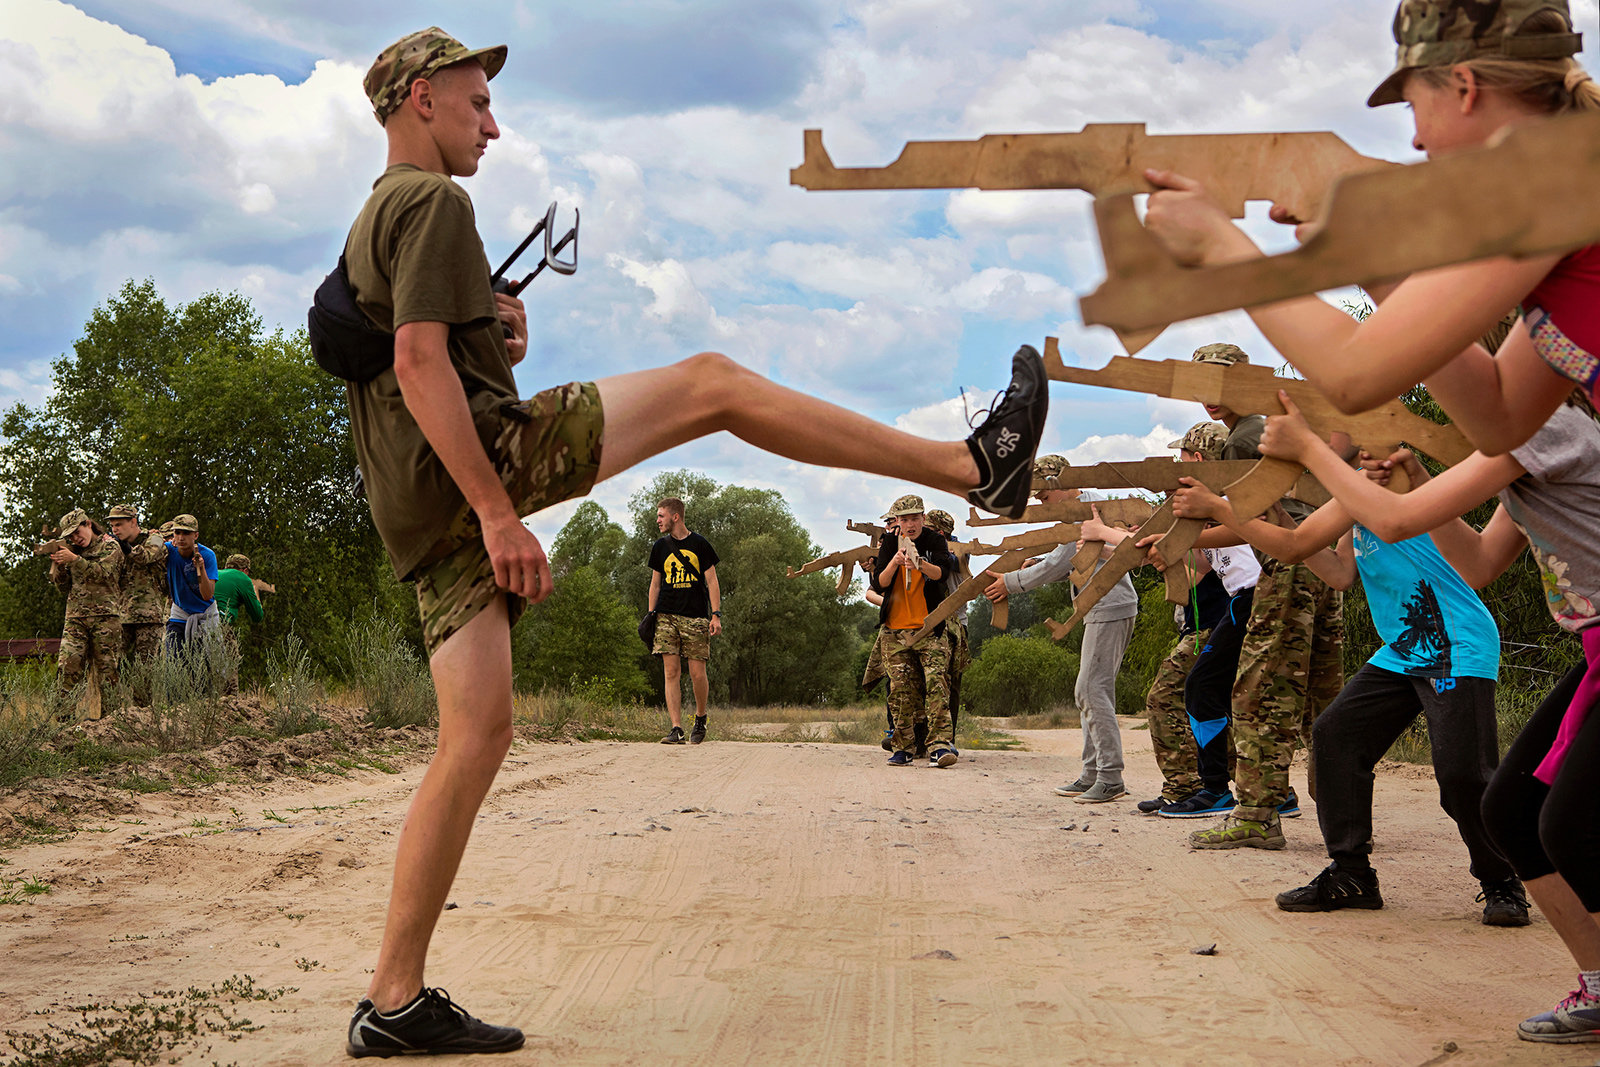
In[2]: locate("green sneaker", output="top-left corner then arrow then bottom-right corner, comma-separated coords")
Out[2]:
1189,814 -> 1285,850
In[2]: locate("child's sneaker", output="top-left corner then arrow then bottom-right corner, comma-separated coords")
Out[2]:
887,750 -> 913,766
1477,877 -> 1532,927
965,346 -> 1049,518
1054,775 -> 1096,797
930,746 -> 958,768
347,988 -> 524,1057
1156,788 -> 1234,819
1518,978 -> 1600,1044
1275,863 -> 1383,912
1073,781 -> 1127,803
1277,789 -> 1302,818
1188,814 -> 1285,850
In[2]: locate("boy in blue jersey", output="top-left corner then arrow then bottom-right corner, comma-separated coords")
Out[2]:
163,513 -> 221,654
1173,468 -> 1529,925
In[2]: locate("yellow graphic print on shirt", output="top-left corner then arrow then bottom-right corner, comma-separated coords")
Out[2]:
664,550 -> 702,589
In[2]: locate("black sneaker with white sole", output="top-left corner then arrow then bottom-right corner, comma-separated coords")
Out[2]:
966,346 -> 1049,519
347,988 -> 524,1058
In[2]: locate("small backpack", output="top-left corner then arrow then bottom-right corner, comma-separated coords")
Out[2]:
306,253 -> 394,383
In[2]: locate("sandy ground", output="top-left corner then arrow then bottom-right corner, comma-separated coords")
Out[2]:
0,722 -> 1590,1067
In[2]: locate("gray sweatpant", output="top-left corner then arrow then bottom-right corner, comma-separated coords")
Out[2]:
1076,615 -> 1134,784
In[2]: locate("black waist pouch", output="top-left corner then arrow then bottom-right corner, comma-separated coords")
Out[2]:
307,254 -> 394,383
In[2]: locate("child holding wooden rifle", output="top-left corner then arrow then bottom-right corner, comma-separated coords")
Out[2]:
1246,390 -> 1600,1044
1143,0 -> 1600,457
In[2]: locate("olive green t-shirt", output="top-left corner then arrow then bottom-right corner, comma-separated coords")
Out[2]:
1222,414 -> 1314,523
344,164 -> 519,580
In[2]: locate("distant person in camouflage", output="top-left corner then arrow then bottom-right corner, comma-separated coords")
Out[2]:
872,495 -> 959,768
925,508 -> 969,750
105,505 -> 167,680
214,554 -> 266,695
47,507 -> 124,717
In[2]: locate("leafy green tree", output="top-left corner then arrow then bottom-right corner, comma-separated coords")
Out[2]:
0,280 -> 411,677
512,562 -> 649,698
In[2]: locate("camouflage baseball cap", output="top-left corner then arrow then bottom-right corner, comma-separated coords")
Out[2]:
58,507 -> 89,533
1032,454 -> 1069,483
886,493 -> 926,517
105,504 -> 137,521
159,522 -> 175,538
364,27 -> 509,126
1169,421 -> 1228,460
170,513 -> 199,533
1192,343 -> 1249,366
1369,1 -> 1582,107
926,509 -> 955,536
225,554 -> 251,572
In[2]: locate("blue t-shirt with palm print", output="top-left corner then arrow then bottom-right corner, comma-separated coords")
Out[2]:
1353,525 -> 1499,681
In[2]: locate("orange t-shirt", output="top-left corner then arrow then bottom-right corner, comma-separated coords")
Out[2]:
886,566 -> 927,630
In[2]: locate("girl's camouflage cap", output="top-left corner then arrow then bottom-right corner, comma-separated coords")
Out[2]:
1169,421 -> 1228,460
1369,0 -> 1582,107
365,27 -> 509,125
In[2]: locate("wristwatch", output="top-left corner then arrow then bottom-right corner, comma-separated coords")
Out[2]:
712,610 -> 722,616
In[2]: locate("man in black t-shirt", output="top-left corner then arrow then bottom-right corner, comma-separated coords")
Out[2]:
648,497 -> 721,744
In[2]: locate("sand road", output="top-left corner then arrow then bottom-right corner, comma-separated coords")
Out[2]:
0,725 -> 1585,1066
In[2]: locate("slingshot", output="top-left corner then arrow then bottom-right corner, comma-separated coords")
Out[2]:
491,201 -> 580,296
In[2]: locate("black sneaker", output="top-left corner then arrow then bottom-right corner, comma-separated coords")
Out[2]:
1136,796 -> 1174,815
965,346 -> 1049,519
690,716 -> 707,744
1478,877 -> 1532,927
1155,788 -> 1234,819
1276,863 -> 1383,912
661,726 -> 686,745
347,988 -> 524,1058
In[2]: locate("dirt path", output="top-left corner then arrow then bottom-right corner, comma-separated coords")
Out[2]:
0,724 -> 1583,1066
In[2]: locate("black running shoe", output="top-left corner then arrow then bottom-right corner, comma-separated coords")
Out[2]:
966,346 -> 1049,519
347,988 -> 524,1058
1275,863 -> 1383,912
690,716 -> 707,744
1478,877 -> 1532,927
661,726 -> 686,744
1136,796 -> 1174,815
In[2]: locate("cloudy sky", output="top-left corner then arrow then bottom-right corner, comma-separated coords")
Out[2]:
3,0 -> 1596,560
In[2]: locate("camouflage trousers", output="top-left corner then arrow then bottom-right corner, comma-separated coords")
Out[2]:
121,622 -> 163,663
1145,630 -> 1205,800
60,614 -> 121,712
414,382 -> 605,657
1231,561 -> 1344,821
946,620 -> 969,734
885,631 -> 951,753
221,625 -> 242,696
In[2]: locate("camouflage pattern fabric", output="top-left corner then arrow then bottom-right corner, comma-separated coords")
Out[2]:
221,625 -> 242,696
364,28 -> 508,125
1370,0 -> 1582,106
118,530 -> 169,624
1302,586 -> 1345,801
945,620 -> 970,735
1230,560 -> 1344,821
862,627 -> 890,689
653,613 -> 711,661
886,494 -> 925,517
1192,343 -> 1249,366
1169,421 -> 1228,459
1144,631 -> 1206,800
50,534 -> 123,619
415,381 -> 604,656
59,614 -> 121,711
885,631 -> 951,753
121,623 -> 163,664
1033,454 -> 1069,484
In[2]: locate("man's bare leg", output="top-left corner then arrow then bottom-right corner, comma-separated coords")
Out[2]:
687,658 -> 709,717
594,354 -> 982,490
662,655 -> 683,730
366,597 -> 515,1012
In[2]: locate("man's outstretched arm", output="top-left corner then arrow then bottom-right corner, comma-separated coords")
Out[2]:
393,319 -> 550,602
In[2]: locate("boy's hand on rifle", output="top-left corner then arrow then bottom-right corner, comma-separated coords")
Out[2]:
1143,169 -> 1238,268
1171,477 -> 1228,523
1360,447 -> 1430,488
982,570 -> 1009,603
1134,532 -> 1168,572
1079,503 -> 1114,543
50,546 -> 78,565
495,291 -> 528,365
1258,391 -> 1319,463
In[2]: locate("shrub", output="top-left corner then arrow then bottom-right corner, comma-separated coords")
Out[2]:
962,635 -> 1079,718
345,618 -> 436,728
266,632 -> 329,737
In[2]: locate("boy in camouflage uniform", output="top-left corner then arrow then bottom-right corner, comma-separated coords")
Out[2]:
926,508 -> 970,746
1174,344 -> 1344,850
47,508 -> 124,717
106,505 -> 168,694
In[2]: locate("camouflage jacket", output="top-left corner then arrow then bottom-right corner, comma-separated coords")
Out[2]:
117,529 -> 169,624
49,534 -> 124,619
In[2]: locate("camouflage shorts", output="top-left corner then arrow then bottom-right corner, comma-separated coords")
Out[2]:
653,613 -> 711,660
416,381 -> 605,657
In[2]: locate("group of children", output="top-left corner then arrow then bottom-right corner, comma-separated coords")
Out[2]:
1097,0 -> 1600,1044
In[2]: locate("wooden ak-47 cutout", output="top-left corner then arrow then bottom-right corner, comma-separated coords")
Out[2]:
1043,340 -> 1475,514
790,125 -> 1393,223
1078,111 -> 1600,352
787,545 -> 878,597
1032,458 -> 1330,509
966,496 -> 1155,529
1045,499 -> 1187,642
